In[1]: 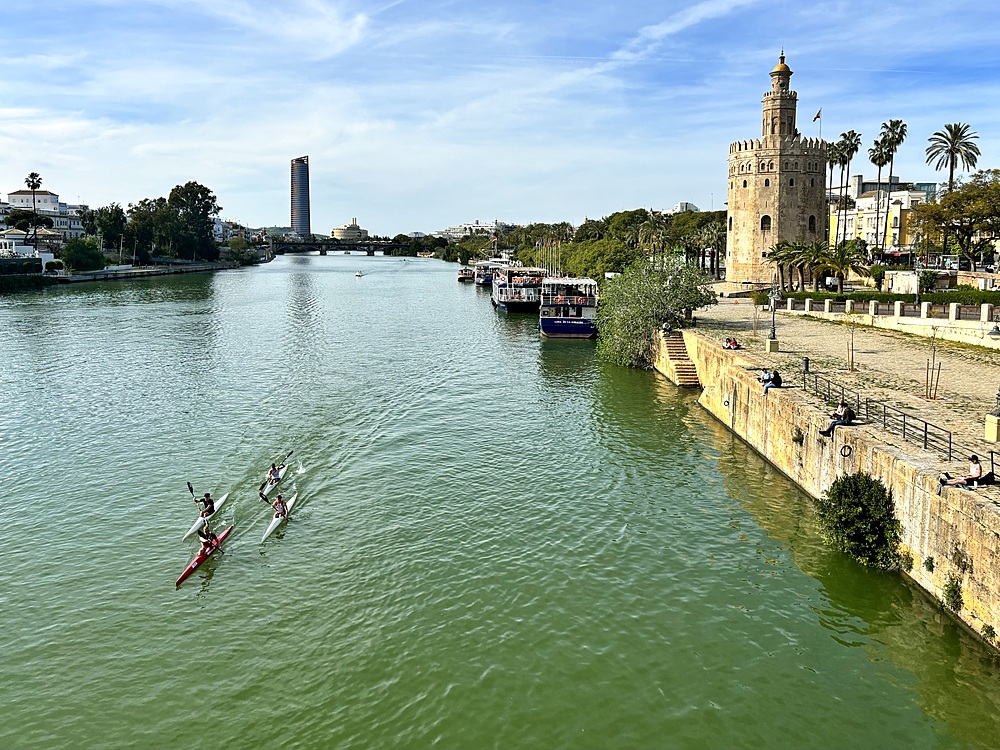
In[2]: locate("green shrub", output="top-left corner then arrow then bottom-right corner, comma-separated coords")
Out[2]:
983,624 -> 996,640
943,573 -> 963,612
815,471 -> 902,569
923,556 -> 935,573
900,551 -> 914,572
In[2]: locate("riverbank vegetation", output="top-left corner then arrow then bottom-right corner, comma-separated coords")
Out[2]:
594,257 -> 717,368
816,471 -> 902,569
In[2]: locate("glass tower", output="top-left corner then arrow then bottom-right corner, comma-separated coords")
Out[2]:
290,156 -> 311,237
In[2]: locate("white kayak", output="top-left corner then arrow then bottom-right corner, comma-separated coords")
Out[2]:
181,492 -> 230,541
261,492 -> 298,543
261,464 -> 289,497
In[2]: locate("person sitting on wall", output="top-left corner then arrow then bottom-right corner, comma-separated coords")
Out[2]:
762,370 -> 782,395
820,400 -> 854,437
661,322 -> 673,335
729,338 -> 741,350
758,368 -> 770,385
939,455 -> 983,494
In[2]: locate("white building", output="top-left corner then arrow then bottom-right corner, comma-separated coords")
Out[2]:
671,202 -> 700,213
2,189 -> 87,243
331,218 -> 369,241
432,219 -> 514,242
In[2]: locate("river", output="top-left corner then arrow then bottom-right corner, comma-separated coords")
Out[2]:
2,253 -> 999,749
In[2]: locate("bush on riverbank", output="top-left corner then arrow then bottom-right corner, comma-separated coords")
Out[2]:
0,275 -> 58,292
816,471 -> 902,569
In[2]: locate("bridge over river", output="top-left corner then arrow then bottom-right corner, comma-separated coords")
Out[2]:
269,237 -> 409,256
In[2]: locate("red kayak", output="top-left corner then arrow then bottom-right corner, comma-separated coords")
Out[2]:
175,525 -> 234,588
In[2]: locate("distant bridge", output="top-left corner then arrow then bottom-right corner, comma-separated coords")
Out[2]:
269,238 -> 409,256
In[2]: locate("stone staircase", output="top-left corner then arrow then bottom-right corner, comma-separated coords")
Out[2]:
661,333 -> 701,387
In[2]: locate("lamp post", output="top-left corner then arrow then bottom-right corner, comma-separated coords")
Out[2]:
768,276 -> 781,341
914,257 -> 921,305
989,322 -> 1000,419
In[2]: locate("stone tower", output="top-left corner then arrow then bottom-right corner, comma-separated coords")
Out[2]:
725,53 -> 827,285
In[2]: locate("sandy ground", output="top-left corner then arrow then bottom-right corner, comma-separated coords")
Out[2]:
692,296 -> 1000,477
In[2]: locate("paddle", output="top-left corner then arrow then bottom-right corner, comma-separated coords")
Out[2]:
258,450 -> 293,492
259,492 -> 288,519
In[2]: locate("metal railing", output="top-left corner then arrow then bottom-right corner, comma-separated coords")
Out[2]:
864,400 -> 954,459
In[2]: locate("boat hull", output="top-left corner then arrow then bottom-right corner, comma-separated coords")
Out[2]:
539,317 -> 597,338
261,464 -> 289,497
182,492 -> 230,540
175,524 -> 234,587
262,493 -> 298,542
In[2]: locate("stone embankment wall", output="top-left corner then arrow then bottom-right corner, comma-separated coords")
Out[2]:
658,331 -> 1000,645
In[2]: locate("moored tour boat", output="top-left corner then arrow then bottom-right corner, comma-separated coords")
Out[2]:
457,267 -> 474,282
491,266 -> 547,313
473,258 -> 509,286
539,277 -> 599,338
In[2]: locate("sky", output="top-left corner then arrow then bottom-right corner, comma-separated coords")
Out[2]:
4,0 -> 1000,237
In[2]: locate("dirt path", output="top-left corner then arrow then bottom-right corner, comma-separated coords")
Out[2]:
693,298 -> 1000,474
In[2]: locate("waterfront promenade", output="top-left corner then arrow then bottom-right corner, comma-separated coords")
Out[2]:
694,298 -> 1000,484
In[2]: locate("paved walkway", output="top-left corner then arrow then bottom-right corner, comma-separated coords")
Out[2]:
693,297 -> 1000,478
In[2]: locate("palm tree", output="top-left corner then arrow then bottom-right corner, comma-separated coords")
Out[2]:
823,240 -> 870,293
697,221 -> 726,279
926,123 -> 980,259
768,240 -> 793,291
24,172 -> 42,247
926,123 -> 981,192
827,142 -> 842,242
868,138 -> 891,256
638,212 -> 671,269
879,119 -> 907,254
837,130 -> 862,245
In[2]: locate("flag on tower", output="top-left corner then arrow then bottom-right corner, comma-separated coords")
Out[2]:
812,108 -> 822,122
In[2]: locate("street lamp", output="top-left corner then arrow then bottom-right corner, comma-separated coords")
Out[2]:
989,322 -> 1000,418
768,276 -> 782,341
914,257 -> 921,305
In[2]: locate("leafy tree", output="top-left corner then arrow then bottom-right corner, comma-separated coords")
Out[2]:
574,218 -> 607,242
606,209 -> 650,249
595,256 -> 717,369
79,203 -> 128,251
816,471 -> 902,569
824,240 -> 870,293
879,119 -> 907,253
61,237 -> 107,272
4,209 -> 54,232
127,197 -> 170,262
909,169 -> 1000,269
166,182 -> 222,261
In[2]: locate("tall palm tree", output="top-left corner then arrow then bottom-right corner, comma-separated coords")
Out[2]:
837,130 -> 862,245
697,221 -> 725,278
926,123 -> 980,259
879,119 -> 907,254
768,240 -> 793,291
827,142 -> 842,243
804,240 -> 832,291
638,212 -> 671,269
868,138 -> 891,256
24,172 -> 42,247
926,122 -> 980,192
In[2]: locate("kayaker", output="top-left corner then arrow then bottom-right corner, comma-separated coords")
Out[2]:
267,463 -> 282,485
272,494 -> 288,519
197,522 -> 219,555
196,492 -> 215,518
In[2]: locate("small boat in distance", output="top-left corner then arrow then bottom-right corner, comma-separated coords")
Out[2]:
458,267 -> 474,282
539,277 -> 599,338
355,270 -> 363,277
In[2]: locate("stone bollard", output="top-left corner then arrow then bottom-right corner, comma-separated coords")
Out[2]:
804,299 -> 814,313
982,303 -> 995,323
869,300 -> 879,317
949,302 -> 960,322
786,298 -> 795,312
920,301 -> 932,318
894,301 -> 904,317
824,299 -> 833,314
844,299 -> 855,314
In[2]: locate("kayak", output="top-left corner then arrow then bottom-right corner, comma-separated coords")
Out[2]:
261,492 -> 298,543
181,492 -> 230,541
261,463 -> 289,497
175,524 -> 234,588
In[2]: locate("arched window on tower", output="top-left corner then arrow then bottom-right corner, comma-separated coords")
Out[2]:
760,215 -> 772,232
764,179 -> 770,187
728,217 -> 733,231
789,178 -> 795,187
810,178 -> 815,187
743,180 -> 748,188
768,161 -> 774,170
808,215 -> 816,232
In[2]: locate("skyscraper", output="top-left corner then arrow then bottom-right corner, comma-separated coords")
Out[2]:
290,156 -> 311,237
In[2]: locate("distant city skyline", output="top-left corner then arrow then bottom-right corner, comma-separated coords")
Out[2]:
4,1 -> 999,237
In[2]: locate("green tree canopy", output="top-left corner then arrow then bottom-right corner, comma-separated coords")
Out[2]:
166,181 -> 222,261
910,169 -> 1000,269
79,203 -> 128,249
61,237 -> 107,272
595,256 -> 717,369
4,209 -> 54,232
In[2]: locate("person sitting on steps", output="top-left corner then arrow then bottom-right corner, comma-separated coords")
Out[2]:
939,455 -> 983,494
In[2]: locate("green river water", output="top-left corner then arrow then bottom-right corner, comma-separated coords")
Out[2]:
2,253 -> 999,749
